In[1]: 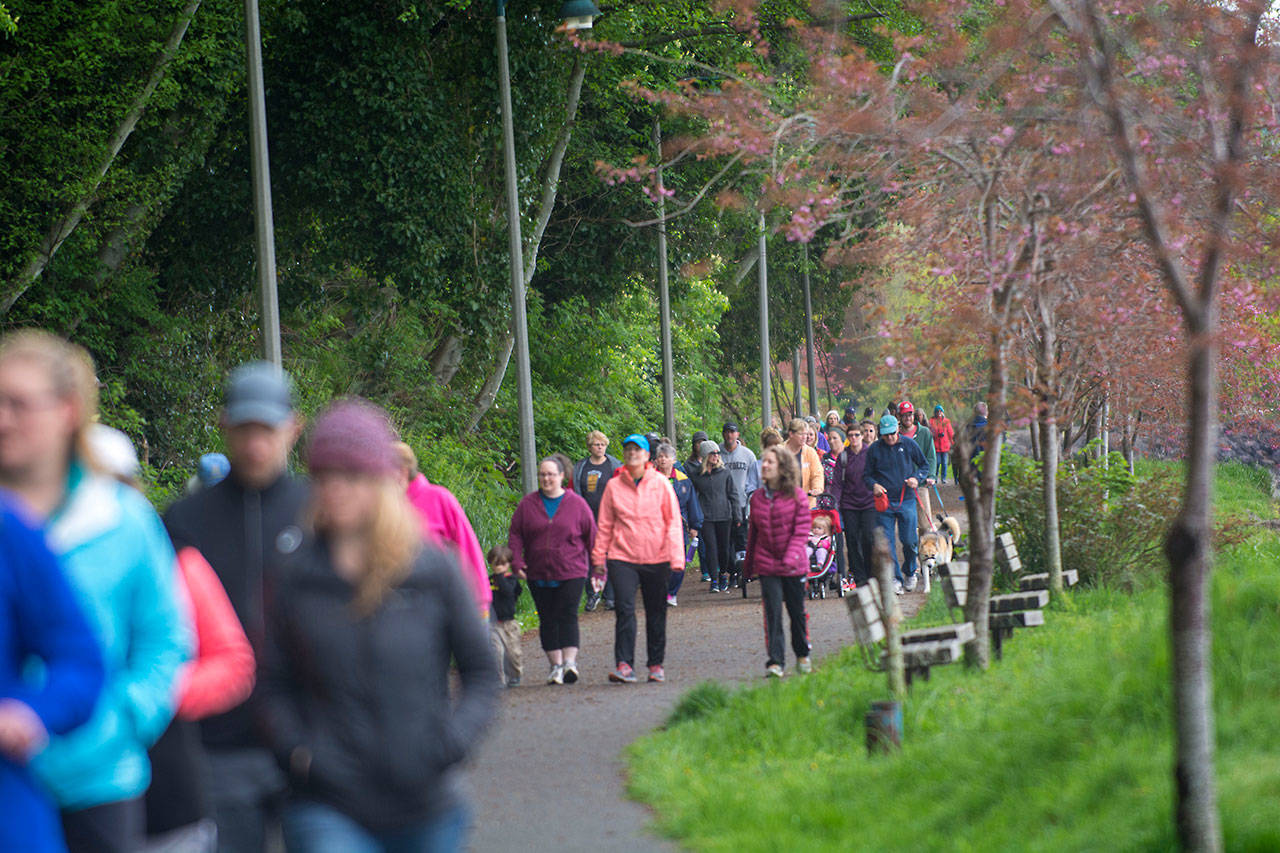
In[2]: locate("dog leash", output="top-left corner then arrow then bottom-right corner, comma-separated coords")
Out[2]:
910,485 -> 938,532
931,481 -> 947,516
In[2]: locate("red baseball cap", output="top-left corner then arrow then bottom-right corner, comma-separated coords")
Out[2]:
898,400 -> 914,415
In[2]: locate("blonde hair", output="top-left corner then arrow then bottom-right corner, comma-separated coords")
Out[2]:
760,427 -> 783,449
586,430 -> 608,446
392,441 -> 419,475
313,477 -> 422,616
787,417 -> 808,436
0,329 -> 100,469
812,515 -> 832,535
762,445 -> 800,493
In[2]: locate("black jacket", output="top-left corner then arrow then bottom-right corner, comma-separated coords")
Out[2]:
688,467 -> 740,524
259,536 -> 498,832
164,471 -> 310,750
490,573 -> 523,622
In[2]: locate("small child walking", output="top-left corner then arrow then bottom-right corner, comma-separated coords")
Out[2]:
488,545 -> 524,687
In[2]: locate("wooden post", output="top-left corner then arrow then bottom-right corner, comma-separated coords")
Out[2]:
873,528 -> 905,699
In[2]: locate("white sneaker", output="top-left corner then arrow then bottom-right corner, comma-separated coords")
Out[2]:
667,594 -> 678,607
894,580 -> 905,595
904,573 -> 918,593
547,664 -> 564,685
796,656 -> 813,674
766,664 -> 785,678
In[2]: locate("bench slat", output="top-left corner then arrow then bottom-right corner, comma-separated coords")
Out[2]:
989,610 -> 1045,629
989,590 -> 1049,612
898,638 -> 964,667
1017,570 -> 1080,590
846,586 -> 886,646
999,555 -> 1023,573
997,532 -> 1015,548
901,622 -> 976,646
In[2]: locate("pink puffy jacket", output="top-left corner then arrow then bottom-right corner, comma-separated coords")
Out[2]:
406,474 -> 492,610
743,486 -> 812,578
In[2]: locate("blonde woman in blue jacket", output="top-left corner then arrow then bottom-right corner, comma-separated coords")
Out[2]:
0,331 -> 190,853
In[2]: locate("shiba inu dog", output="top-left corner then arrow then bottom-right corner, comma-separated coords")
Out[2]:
917,515 -> 961,593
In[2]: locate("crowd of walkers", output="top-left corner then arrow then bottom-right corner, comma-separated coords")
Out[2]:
1,323 -> 975,852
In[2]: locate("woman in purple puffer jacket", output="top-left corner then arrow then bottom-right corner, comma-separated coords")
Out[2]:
742,446 -> 813,679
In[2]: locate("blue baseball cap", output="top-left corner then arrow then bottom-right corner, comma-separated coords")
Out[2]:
878,414 -> 900,435
622,433 -> 650,452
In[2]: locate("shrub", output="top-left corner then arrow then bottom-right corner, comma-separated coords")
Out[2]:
995,446 -> 1182,591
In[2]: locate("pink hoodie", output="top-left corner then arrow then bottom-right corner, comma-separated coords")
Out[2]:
406,474 -> 492,610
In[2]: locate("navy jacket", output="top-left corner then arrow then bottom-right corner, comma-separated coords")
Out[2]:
863,436 -> 929,505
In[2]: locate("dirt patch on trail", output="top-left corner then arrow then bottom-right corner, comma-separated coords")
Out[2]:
465,484 -> 965,852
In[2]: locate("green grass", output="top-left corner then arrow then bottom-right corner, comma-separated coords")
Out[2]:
626,464 -> 1280,851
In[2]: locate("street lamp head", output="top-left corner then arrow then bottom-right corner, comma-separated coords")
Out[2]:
558,0 -> 601,29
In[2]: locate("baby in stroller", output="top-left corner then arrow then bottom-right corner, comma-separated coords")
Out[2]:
808,514 -> 834,574
805,512 -> 843,599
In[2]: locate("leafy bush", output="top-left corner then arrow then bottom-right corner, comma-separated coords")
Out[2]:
995,445 -> 1182,591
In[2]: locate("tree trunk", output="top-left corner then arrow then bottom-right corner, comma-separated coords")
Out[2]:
1036,298 -> 1063,595
1029,418 -> 1040,462
956,337 -> 1008,670
0,0 -> 204,314
1166,320 -> 1221,852
463,55 -> 587,433
465,329 -> 515,434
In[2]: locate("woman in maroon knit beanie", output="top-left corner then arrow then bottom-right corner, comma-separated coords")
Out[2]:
261,398 -> 497,851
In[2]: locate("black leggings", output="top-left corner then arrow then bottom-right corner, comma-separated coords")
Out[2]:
701,519 -> 732,581
529,577 -> 587,651
608,560 -> 671,668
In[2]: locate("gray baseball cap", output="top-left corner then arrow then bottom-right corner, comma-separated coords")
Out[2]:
223,362 -> 295,427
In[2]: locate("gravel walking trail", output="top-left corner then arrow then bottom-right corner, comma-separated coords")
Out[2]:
465,484 -> 966,852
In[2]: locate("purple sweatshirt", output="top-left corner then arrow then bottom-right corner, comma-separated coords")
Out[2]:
507,490 -> 597,581
832,445 -> 875,511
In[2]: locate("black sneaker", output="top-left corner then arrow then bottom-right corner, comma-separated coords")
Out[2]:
584,591 -> 601,612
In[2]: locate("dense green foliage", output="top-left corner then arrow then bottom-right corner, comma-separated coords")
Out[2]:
626,464 -> 1280,851
0,0 -> 877,516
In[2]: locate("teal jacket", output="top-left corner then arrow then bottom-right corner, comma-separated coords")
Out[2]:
32,463 -> 191,809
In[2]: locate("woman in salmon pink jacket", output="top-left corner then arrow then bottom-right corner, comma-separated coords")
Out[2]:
590,434 -> 684,685
743,445 -> 814,678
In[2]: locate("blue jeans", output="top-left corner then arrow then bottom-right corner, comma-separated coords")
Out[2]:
282,800 -> 469,853
877,498 -> 919,584
937,451 -> 949,483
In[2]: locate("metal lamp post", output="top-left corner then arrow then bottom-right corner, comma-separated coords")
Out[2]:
244,0 -> 281,367
496,0 -> 600,493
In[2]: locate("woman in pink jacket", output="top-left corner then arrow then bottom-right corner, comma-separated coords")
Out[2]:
743,445 -> 814,678
590,434 -> 684,684
394,442 -> 492,618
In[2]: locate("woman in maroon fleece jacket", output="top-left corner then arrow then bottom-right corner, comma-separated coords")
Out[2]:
507,457 -> 597,686
743,445 -> 813,678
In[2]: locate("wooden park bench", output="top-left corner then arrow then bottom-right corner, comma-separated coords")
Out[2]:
937,560 -> 1046,659
847,583 -> 976,686
995,532 -> 1079,591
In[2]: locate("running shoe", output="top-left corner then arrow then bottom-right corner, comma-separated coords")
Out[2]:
797,656 -> 814,674
547,664 -> 564,685
562,661 -> 579,684
506,677 -> 521,688
894,580 -> 905,595
904,573 -> 918,593
667,594 -> 678,607
608,662 -> 637,683
584,591 -> 601,612
765,664 -> 785,678
647,665 -> 665,683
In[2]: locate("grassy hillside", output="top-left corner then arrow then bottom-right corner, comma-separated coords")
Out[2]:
626,463 -> 1280,851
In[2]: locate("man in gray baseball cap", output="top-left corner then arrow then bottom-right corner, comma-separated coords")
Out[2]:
163,361 -> 309,850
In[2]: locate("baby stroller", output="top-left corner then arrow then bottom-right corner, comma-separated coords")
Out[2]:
806,508 -> 844,600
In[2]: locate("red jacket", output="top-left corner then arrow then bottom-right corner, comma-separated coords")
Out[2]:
173,547 -> 255,721
743,487 -> 812,578
930,416 -> 955,453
